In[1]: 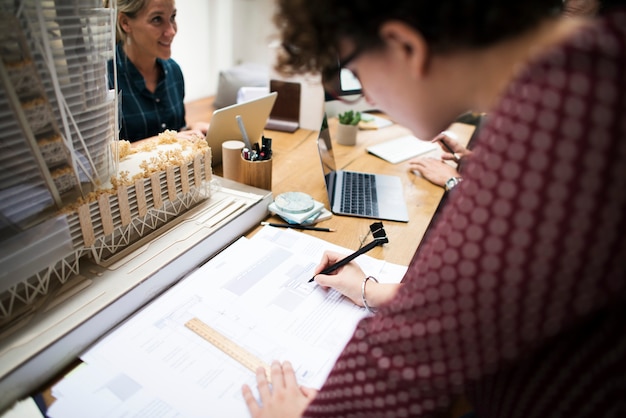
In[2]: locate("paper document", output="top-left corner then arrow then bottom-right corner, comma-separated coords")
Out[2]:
367,135 -> 438,164
48,226 -> 407,418
358,113 -> 393,130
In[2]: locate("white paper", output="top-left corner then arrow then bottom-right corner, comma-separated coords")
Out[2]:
367,135 -> 438,164
0,397 -> 44,418
48,226 -> 407,418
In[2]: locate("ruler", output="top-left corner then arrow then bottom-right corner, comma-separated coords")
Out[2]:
185,317 -> 272,382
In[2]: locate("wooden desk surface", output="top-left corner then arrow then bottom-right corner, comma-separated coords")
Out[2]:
185,97 -> 475,267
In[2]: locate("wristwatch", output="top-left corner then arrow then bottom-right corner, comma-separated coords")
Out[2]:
445,176 -> 463,191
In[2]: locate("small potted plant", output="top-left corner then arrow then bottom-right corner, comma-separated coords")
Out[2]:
336,110 -> 361,145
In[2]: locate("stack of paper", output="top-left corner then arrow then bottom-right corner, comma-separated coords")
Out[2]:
47,226 -> 407,418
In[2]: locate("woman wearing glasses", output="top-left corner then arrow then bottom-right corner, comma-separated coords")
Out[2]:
242,0 -> 626,417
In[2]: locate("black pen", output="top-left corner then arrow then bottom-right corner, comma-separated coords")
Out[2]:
308,238 -> 384,283
434,133 -> 461,163
261,222 -> 335,232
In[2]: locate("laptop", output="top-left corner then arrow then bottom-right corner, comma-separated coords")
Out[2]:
265,80 -> 300,132
205,92 -> 277,165
317,114 -> 409,222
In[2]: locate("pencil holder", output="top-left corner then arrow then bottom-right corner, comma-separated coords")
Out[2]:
239,156 -> 272,190
222,140 -> 245,182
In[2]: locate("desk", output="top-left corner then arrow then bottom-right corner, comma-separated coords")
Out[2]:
188,96 -> 474,265
33,98 -> 475,415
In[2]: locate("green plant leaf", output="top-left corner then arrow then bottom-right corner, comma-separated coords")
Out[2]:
338,110 -> 361,125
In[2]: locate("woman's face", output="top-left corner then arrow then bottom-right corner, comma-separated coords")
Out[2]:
123,0 -> 177,60
338,30 -> 464,140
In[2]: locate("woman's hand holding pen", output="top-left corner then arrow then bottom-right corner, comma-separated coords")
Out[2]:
312,251 -> 401,308
312,251 -> 368,306
432,130 -> 472,162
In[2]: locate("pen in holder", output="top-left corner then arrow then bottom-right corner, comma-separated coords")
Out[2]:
239,155 -> 272,190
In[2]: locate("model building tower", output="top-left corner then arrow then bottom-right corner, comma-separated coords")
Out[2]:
0,0 -> 116,233
0,0 -> 213,330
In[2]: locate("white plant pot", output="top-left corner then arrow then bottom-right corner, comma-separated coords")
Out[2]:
336,123 -> 358,146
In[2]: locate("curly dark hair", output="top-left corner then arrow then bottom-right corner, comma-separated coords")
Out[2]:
273,0 -> 563,76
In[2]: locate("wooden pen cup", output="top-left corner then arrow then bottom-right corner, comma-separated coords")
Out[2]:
239,156 -> 272,190
222,140 -> 245,182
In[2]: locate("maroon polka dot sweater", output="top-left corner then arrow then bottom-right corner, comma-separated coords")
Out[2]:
305,9 -> 626,418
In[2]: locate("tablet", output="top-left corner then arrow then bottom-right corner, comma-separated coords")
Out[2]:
206,92 -> 277,165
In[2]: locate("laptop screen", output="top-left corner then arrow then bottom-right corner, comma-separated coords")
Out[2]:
317,114 -> 338,201
269,80 -> 301,122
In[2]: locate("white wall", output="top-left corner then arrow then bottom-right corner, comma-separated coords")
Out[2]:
172,0 -> 277,102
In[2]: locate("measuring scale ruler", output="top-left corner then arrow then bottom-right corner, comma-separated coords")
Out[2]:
185,317 -> 272,382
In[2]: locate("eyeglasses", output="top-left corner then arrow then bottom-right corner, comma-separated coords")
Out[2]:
322,47 -> 365,104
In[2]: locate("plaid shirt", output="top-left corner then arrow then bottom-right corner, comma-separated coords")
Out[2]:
108,43 -> 186,142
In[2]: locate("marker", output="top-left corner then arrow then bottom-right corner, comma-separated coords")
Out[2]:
260,136 -> 272,160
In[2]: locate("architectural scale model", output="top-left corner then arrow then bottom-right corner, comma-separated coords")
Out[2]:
0,0 -> 212,334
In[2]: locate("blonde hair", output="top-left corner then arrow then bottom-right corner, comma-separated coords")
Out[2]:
103,0 -> 149,43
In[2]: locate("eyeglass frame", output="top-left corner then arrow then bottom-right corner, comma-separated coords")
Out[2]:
322,46 -> 366,104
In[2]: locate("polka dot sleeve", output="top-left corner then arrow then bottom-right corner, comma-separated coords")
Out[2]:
304,10 -> 626,418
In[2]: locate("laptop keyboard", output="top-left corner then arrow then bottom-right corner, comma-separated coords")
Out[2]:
340,172 -> 379,216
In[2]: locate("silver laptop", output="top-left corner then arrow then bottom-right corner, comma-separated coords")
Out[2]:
206,92 -> 277,165
317,114 -> 409,222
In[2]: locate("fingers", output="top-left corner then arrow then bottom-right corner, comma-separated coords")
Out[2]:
241,365 -> 273,417
300,386 -> 319,399
313,251 -> 346,275
410,157 -> 444,171
256,365 -> 272,400
270,360 -> 284,388
242,384 -> 261,416
439,130 -> 459,142
281,361 -> 298,388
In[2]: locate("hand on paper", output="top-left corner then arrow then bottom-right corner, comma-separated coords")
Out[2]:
312,251 -> 400,308
242,361 -> 317,418
409,157 -> 461,187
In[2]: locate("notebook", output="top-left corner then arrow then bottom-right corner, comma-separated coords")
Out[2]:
316,114 -> 409,222
367,135 -> 438,164
265,80 -> 301,132
205,92 -> 277,165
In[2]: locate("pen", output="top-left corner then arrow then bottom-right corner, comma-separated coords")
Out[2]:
261,222 -> 335,232
236,114 -> 253,150
435,131 -> 461,163
308,238 -> 385,282
260,136 -> 272,160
